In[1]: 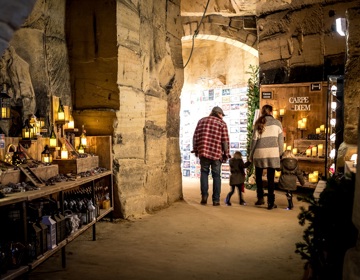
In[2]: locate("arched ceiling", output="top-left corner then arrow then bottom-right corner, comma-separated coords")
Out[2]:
181,0 -> 292,17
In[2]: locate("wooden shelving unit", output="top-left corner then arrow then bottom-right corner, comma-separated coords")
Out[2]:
0,136 -> 113,280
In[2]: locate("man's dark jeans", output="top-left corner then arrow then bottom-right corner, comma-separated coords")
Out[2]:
200,157 -> 222,202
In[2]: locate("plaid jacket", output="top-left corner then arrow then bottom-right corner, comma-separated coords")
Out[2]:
192,116 -> 230,160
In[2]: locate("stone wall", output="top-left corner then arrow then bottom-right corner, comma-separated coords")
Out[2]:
257,1 -> 359,84
114,0 -> 183,218
1,0 -> 183,219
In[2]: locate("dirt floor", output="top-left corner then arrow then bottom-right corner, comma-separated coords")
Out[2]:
28,178 -> 310,280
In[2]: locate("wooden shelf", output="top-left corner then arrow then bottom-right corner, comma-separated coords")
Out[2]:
0,266 -> 29,280
0,170 -> 112,206
0,136 -> 113,280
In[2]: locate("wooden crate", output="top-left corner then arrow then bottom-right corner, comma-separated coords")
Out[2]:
52,156 -> 99,174
0,165 -> 59,185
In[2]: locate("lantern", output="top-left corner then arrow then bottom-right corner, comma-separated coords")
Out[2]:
80,125 -> 87,147
78,143 -> 85,154
41,145 -> 52,164
22,119 -> 34,139
67,114 -> 74,129
57,99 -> 65,121
49,125 -> 57,148
0,84 -> 11,119
60,143 -> 68,159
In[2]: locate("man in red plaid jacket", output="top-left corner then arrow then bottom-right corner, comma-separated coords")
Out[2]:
192,106 -> 230,206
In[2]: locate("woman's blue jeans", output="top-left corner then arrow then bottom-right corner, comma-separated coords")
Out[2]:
200,157 -> 222,202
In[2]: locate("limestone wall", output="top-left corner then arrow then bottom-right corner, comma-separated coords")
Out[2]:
114,0 -> 183,218
257,1 -> 359,84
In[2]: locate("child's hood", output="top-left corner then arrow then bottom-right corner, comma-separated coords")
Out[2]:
282,158 -> 298,171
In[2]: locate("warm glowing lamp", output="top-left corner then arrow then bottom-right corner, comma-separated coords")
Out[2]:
0,84 -> 11,119
78,144 -> 85,154
41,145 -> 52,164
49,125 -> 57,148
60,143 -> 68,159
22,119 -> 34,139
67,114 -> 75,129
80,125 -> 87,147
57,99 -> 65,121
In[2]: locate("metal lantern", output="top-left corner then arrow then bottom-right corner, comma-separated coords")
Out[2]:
57,99 -> 65,121
22,119 -> 34,139
0,84 -> 11,119
60,143 -> 68,159
41,145 -> 52,164
80,125 -> 87,147
49,125 -> 57,148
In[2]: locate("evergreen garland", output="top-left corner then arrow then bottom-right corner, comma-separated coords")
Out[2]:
245,65 -> 259,187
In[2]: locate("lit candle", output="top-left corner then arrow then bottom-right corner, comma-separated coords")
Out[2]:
316,128 -> 320,134
313,171 -> 319,182
318,144 -> 323,156
273,110 -> 278,119
292,148 -> 298,155
312,146 -> 317,157
306,148 -> 311,157
287,145 -> 292,151
298,120 -> 302,129
320,124 -> 325,132
275,170 -> 281,178
309,173 -> 314,182
279,109 -> 285,116
300,122 -> 306,129
302,118 -> 307,125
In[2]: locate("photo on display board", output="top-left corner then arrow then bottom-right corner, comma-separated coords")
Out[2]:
230,127 -> 240,133
183,169 -> 190,177
222,172 -> 230,179
230,142 -> 240,149
230,95 -> 240,102
209,89 -> 214,100
230,119 -> 240,126
222,89 -> 230,95
231,103 -> 240,110
222,96 -> 230,103
202,90 -> 209,101
183,161 -> 190,168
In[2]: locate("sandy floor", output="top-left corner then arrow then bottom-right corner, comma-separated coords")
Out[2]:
28,178 -> 310,280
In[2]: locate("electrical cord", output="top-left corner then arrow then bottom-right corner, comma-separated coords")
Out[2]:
183,0 -> 211,68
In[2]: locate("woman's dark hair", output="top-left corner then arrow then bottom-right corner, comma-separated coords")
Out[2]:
254,104 -> 273,134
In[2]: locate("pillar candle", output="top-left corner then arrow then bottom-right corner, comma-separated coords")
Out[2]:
320,124 -> 325,132
316,128 -> 320,134
309,173 -> 314,182
284,143 -> 287,151
279,109 -> 285,116
318,144 -> 323,156
298,120 -> 302,129
273,110 -> 278,119
292,148 -> 298,155
287,145 -> 292,151
275,170 -> 281,178
306,149 -> 311,157
312,146 -> 317,157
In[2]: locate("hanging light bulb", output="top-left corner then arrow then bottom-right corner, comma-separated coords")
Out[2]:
331,101 -> 337,111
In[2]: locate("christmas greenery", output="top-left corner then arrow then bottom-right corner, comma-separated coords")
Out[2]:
245,65 -> 259,187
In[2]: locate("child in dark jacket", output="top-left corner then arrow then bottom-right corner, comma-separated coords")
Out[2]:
278,150 -> 305,210
225,151 -> 250,206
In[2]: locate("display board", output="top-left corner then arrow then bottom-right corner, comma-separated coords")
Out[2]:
180,86 -> 249,179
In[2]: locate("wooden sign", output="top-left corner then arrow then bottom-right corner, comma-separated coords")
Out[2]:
310,83 -> 321,91
261,91 -> 272,99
